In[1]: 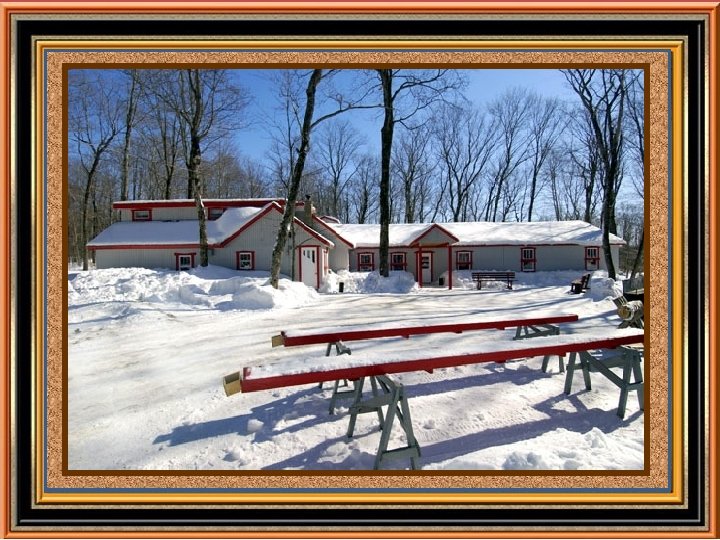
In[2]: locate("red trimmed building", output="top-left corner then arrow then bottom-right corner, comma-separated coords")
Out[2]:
87,198 -> 624,289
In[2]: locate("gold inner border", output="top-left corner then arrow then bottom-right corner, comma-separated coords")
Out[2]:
35,40 -> 682,504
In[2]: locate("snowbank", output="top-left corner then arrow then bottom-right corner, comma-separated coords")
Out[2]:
319,269 -> 419,294
68,265 -> 319,314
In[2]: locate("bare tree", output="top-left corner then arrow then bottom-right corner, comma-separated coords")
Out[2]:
139,80 -> 183,199
155,69 -> 249,266
269,69 -> 377,288
392,124 -> 436,223
315,119 -> 364,219
435,104 -> 497,222
348,154 -> 380,223
68,71 -> 122,270
625,70 -> 645,280
376,69 -> 465,276
119,70 -> 141,201
566,106 -> 603,224
563,69 -> 629,279
484,88 -> 533,222
524,94 -> 566,221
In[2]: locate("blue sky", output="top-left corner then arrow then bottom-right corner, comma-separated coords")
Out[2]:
230,69 -> 576,161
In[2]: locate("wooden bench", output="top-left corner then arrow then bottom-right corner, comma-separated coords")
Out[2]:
570,273 -> 591,294
223,331 -> 644,469
471,271 -> 516,290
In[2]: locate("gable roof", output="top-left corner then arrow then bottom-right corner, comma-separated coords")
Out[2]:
331,220 -> 624,248
88,202 -> 334,250
441,220 -> 624,246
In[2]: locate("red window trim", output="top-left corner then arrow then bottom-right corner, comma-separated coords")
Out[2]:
520,247 -> 536,272
236,251 -> 255,271
132,209 -> 152,221
456,250 -> 473,271
585,246 -> 600,270
357,252 -> 375,272
390,251 -> 407,271
174,252 -> 196,271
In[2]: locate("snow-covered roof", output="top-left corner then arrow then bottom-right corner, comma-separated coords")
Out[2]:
88,206 -> 264,247
331,223 -> 432,248
88,203 -> 334,249
441,220 -> 624,246
329,220 -> 624,248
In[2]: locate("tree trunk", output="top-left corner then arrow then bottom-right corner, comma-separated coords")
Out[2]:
602,182 -> 617,279
270,69 -> 323,289
120,71 -> 138,201
629,226 -> 644,280
188,134 -> 209,267
81,155 -> 101,271
378,69 -> 394,277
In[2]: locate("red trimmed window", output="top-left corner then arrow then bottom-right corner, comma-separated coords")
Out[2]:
208,207 -> 225,220
390,252 -> 407,271
357,252 -> 375,272
175,252 -> 196,271
236,251 -> 255,270
585,246 -> 600,270
520,247 -> 536,272
456,250 -> 472,271
132,209 -> 151,221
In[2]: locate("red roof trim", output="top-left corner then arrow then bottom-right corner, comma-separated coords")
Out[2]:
312,216 -> 355,249
293,217 -> 334,248
410,223 -> 460,246
216,202 -> 282,248
88,244 -> 198,251
215,201 -> 333,249
113,199 -> 284,210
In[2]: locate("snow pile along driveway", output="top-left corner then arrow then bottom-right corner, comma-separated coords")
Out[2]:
68,266 -> 644,471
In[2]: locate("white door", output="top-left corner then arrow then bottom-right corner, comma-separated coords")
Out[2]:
300,247 -> 318,289
420,252 -> 432,284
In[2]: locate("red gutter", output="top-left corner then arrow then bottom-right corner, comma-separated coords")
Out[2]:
277,314 -> 580,347
88,243 -> 198,251
239,333 -> 644,393
112,199 -> 282,210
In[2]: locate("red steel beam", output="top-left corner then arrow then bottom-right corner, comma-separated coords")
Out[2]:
240,333 -> 644,393
275,314 -> 580,347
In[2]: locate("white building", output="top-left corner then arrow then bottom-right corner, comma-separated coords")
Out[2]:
87,198 -> 624,289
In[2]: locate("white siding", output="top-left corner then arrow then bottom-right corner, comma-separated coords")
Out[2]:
151,207 -> 198,221
94,248 -> 198,270
312,221 -> 350,271
218,213 -> 328,279
328,244 -> 350,271
414,227 -> 455,247
118,206 -> 198,222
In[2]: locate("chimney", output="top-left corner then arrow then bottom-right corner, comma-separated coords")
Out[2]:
303,194 -> 315,227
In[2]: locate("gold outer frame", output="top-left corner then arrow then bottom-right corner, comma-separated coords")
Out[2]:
0,1 -> 715,537
39,41 -> 677,503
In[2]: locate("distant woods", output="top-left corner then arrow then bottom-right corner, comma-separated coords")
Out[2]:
68,68 -> 644,279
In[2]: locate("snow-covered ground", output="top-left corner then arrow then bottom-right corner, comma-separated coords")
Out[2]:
67,265 -> 643,471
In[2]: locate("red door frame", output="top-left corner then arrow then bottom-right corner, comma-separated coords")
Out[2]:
298,245 -> 321,289
416,250 -> 434,286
